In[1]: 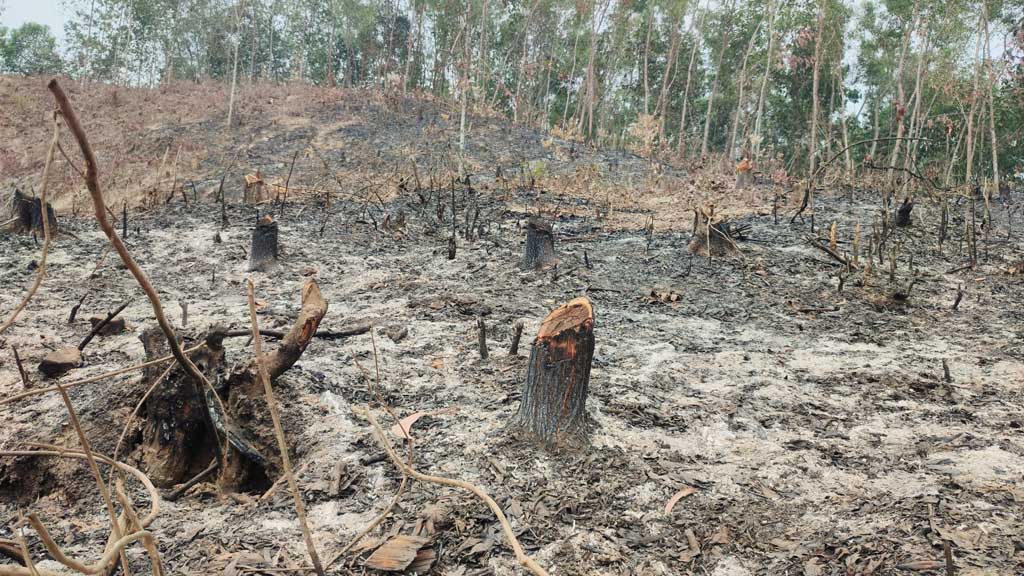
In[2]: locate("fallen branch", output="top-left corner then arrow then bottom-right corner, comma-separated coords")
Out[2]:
54,383 -> 131,575
807,236 -> 858,270
78,300 -> 131,351
246,280 -> 326,576
360,408 -> 548,576
0,113 -> 59,336
48,78 -> 226,470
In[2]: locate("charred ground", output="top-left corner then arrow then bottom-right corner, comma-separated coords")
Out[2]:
1,76 -> 1023,575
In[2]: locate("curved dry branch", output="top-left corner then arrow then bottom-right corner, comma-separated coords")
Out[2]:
361,408 -> 548,576
47,79 -> 226,469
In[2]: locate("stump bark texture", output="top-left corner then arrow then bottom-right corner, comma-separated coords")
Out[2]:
249,215 -> 279,272
8,189 -> 57,235
522,218 -> 555,270
139,328 -> 224,488
514,297 -> 594,446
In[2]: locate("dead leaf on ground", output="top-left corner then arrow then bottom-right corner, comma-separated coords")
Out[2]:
664,485 -> 698,514
364,534 -> 430,571
391,411 -> 426,439
709,526 -> 730,545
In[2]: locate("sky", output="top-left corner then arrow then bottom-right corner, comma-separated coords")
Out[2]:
1,0 -> 68,43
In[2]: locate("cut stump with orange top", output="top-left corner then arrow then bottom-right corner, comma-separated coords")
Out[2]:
514,296 -> 594,446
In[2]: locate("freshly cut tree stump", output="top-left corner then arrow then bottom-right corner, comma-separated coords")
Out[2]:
513,297 -> 594,447
249,215 -> 279,272
521,218 -> 556,270
139,327 -> 224,488
8,189 -> 57,235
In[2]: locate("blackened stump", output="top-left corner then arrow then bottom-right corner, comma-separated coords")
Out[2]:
895,197 -> 913,227
249,215 -> 279,272
139,327 -> 224,488
9,189 -> 57,235
513,297 -> 594,447
521,218 -> 555,270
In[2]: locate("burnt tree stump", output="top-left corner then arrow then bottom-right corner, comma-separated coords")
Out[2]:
513,297 -> 594,446
219,279 -> 328,492
895,197 -> 913,227
249,215 -> 279,272
139,327 -> 224,488
8,189 -> 57,235
521,218 -> 555,270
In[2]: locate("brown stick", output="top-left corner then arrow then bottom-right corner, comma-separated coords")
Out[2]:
0,113 -> 58,336
12,347 -> 30,389
361,408 -> 548,576
0,342 -> 206,407
246,280 -> 326,576
78,300 -> 131,351
48,78 -> 226,470
53,383 -> 131,576
164,460 -> 218,502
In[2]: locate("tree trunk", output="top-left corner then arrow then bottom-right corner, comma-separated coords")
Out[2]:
983,4 -> 999,193
728,17 -> 762,159
701,1 -> 734,158
513,297 -> 594,447
521,218 -> 555,270
249,215 -> 279,272
886,2 -> 918,188
677,9 -> 705,158
807,0 -> 825,185
751,0 -> 776,162
140,328 -> 224,488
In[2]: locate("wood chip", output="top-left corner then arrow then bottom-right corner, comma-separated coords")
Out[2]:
664,485 -> 698,514
364,534 -> 430,571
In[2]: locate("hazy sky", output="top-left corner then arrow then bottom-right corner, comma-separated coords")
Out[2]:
2,0 -> 68,42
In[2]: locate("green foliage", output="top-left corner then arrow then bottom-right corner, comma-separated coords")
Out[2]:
0,22 -> 63,75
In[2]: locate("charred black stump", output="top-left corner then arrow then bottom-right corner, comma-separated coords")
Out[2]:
513,297 -> 594,447
8,189 -> 57,235
522,218 -> 555,270
249,215 -> 279,272
895,197 -> 913,227
139,327 -> 224,488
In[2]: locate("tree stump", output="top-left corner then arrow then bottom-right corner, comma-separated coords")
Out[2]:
513,297 -> 594,447
8,189 -> 57,235
895,197 -> 913,227
139,327 -> 224,488
735,158 -> 753,189
249,215 -> 279,272
219,279 -> 328,491
687,209 -> 749,258
521,218 -> 555,270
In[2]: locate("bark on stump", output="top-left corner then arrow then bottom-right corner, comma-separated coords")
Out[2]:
513,297 -> 594,447
249,215 -> 279,272
8,189 -> 57,235
139,327 -> 224,488
521,218 -> 555,270
218,279 -> 328,492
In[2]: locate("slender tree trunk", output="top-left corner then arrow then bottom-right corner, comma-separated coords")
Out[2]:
642,10 -> 653,115
728,18 -> 763,159
965,15 -> 984,184
701,1 -> 734,158
562,19 -> 583,132
751,0 -> 776,163
807,0 -> 825,183
654,11 -> 684,144
677,8 -> 705,157
226,3 -> 242,128
983,4 -> 999,191
886,2 -> 918,188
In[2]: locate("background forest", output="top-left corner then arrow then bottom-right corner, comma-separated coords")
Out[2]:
2,0 -> 1023,189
